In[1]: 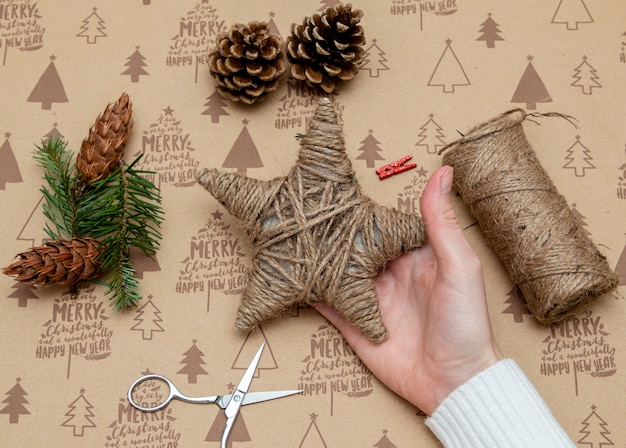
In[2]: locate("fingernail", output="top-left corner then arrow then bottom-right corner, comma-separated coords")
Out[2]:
441,166 -> 453,194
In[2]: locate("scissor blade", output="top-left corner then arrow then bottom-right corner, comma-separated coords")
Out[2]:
224,343 -> 265,418
242,389 -> 302,406
235,343 -> 265,395
216,390 -> 302,409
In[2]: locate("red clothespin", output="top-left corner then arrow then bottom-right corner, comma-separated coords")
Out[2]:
375,155 -> 417,180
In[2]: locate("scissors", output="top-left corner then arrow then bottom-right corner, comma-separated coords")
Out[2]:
128,343 -> 301,447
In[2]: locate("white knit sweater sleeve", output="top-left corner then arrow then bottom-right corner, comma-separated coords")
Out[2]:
425,359 -> 576,447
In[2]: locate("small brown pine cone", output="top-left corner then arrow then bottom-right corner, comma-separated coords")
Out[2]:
76,93 -> 133,183
208,21 -> 286,104
287,3 -> 366,93
3,237 -> 103,287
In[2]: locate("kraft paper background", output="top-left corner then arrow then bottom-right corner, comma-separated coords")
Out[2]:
1,1 -> 624,446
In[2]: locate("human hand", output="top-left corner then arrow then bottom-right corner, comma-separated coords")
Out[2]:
315,165 -> 503,415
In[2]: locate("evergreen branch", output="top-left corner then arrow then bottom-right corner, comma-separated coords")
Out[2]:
31,139 -> 163,309
104,255 -> 142,311
75,155 -> 163,309
33,137 -> 80,239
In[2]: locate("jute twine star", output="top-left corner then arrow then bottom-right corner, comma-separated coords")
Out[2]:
197,98 -> 426,342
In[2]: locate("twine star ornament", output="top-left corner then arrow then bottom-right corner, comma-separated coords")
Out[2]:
197,98 -> 426,342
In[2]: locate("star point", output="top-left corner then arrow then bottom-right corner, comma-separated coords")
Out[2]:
197,99 -> 425,343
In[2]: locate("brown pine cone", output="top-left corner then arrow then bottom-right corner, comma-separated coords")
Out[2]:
3,237 -> 103,287
287,3 -> 366,93
208,21 -> 286,104
76,93 -> 133,183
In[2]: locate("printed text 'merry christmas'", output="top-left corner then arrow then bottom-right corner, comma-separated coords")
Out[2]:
0,3 -> 39,20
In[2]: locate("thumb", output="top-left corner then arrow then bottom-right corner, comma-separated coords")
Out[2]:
420,166 -> 473,265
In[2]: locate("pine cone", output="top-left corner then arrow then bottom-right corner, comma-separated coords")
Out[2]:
3,237 -> 103,287
208,21 -> 286,104
76,93 -> 133,183
287,3 -> 365,93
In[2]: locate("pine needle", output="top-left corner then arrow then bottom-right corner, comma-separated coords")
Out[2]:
33,137 -> 80,239
32,137 -> 163,309
77,155 -> 163,309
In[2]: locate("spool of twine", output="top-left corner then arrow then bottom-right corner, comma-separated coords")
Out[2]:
440,109 -> 618,325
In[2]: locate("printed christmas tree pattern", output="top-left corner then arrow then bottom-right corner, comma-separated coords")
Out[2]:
318,0 -> 341,11
571,56 -> 601,94
274,81 -> 340,131
44,123 -> 64,142
177,208 -> 249,311
360,39 -> 390,78
108,370 -> 182,446
0,0 -> 45,65
570,204 -> 591,236
202,90 -> 230,123
476,13 -> 504,48
552,0 -> 593,30
373,429 -> 398,448
539,312 -> 616,396
177,339 -> 209,383
130,245 -> 161,279
405,1 -> 459,30
615,238 -> 626,286
121,46 -> 149,82
205,383 -> 251,446
6,282 -> 39,307
223,120 -> 264,176
502,286 -> 531,323
77,7 -> 107,44
416,114 -> 446,154
511,56 -> 552,110
61,388 -> 96,436
428,39 -> 470,93
355,130 -> 385,168
563,136 -> 595,177
396,168 -> 429,214
232,327 -> 277,378
298,413 -> 328,448
298,324 -> 373,416
0,378 -> 30,423
35,285 -> 113,379
130,295 -> 164,340
267,11 -> 280,37
166,0 -> 225,82
16,196 -> 47,247
577,405 -> 614,447
27,55 -> 69,110
137,106 -> 199,187
0,132 -> 22,189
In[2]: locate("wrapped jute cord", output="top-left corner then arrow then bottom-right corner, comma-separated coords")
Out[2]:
197,98 -> 425,343
440,109 -> 618,325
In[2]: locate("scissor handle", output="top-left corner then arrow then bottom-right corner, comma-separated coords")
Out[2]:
128,374 -> 219,412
